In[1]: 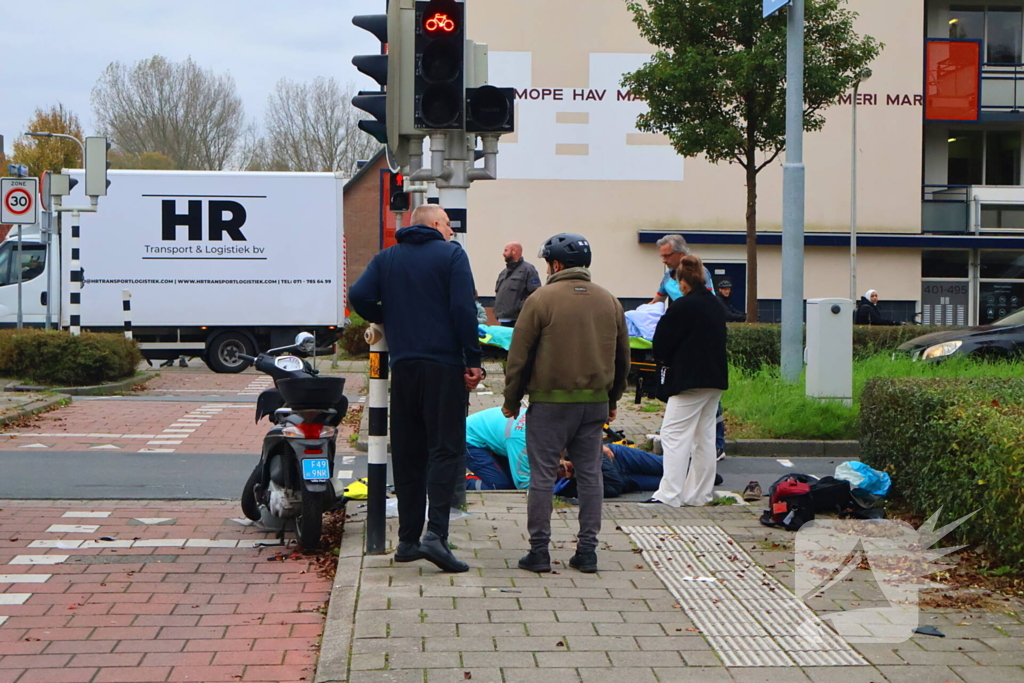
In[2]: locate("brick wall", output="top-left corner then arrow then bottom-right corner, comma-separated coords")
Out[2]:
343,154 -> 388,291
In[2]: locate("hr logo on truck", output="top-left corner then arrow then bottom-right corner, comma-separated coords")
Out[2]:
161,200 -> 247,241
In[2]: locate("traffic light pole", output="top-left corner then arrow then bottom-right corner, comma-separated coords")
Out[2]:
365,324 -> 389,555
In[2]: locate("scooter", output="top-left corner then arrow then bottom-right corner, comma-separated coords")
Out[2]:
238,332 -> 348,550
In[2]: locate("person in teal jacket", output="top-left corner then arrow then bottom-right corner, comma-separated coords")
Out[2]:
465,407 -> 531,489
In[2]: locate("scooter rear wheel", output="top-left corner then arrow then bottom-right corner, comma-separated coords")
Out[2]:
295,493 -> 325,551
241,465 -> 261,521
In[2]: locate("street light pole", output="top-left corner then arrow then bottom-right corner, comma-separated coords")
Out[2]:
780,0 -> 806,383
849,70 -> 871,303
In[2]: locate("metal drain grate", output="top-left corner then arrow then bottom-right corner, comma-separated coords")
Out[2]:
623,525 -> 868,667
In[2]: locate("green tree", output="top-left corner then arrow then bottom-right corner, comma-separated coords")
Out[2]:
621,0 -> 881,318
10,104 -> 85,177
109,150 -> 176,170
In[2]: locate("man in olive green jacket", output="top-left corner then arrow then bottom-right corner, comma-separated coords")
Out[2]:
502,233 -> 630,574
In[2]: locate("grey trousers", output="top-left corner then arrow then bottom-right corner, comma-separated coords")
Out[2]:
525,402 -> 608,552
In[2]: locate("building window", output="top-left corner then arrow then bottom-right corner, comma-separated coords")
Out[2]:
980,249 -> 1024,277
950,5 -> 1023,64
948,129 -> 1021,185
922,250 -> 971,277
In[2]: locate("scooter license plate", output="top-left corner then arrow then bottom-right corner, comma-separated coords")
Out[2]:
302,458 -> 330,481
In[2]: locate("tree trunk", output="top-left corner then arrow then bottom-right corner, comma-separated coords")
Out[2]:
745,162 -> 758,322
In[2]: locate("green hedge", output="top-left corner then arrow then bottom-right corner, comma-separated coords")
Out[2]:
340,312 -> 370,356
725,323 -> 955,371
859,377 -> 1024,571
0,330 -> 142,386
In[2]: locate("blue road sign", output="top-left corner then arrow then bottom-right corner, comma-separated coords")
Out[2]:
764,0 -> 791,18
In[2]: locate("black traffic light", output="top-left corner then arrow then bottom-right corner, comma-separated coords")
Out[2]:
466,86 -> 515,133
388,171 -> 409,212
352,13 -> 389,144
414,0 -> 465,130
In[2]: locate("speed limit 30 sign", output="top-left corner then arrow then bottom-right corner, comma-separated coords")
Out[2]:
1,177 -> 38,225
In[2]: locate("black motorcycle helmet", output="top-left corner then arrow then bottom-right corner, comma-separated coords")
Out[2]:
538,233 -> 592,269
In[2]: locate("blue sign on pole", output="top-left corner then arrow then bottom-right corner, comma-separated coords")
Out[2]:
763,0 -> 791,18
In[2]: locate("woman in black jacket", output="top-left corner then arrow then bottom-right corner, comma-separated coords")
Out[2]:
855,289 -> 900,325
644,254 -> 728,507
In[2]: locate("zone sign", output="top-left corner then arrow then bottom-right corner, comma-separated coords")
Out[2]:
1,178 -> 38,225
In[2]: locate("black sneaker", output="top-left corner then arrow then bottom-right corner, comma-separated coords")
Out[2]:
569,550 -> 598,573
715,473 -> 723,486
394,541 -> 422,563
639,498 -> 665,505
419,532 -> 469,573
518,549 -> 551,573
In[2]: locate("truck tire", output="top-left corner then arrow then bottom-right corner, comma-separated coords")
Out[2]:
295,492 -> 325,551
207,332 -> 253,373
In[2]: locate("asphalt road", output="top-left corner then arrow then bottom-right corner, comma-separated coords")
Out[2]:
0,450 -> 849,501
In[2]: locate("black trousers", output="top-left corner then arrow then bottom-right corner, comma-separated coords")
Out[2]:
390,360 -> 467,544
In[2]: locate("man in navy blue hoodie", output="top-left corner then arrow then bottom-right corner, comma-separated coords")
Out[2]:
348,204 -> 483,573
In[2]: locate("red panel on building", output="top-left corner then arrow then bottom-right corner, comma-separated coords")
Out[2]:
925,40 -> 981,121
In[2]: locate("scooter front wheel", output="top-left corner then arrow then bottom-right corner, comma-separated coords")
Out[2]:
241,465 -> 261,521
295,492 -> 325,551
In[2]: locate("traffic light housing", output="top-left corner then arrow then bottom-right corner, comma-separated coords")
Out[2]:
84,136 -> 110,196
352,13 -> 389,145
466,86 -> 515,133
414,0 -> 465,130
388,172 -> 410,212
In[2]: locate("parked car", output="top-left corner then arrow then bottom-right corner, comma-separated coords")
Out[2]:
897,308 -> 1024,361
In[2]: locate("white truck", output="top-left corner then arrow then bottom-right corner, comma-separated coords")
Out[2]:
0,170 -> 347,372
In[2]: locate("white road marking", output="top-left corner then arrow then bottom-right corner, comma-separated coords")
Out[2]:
79,540 -> 134,549
133,518 -> 175,525
0,594 -> 31,605
0,574 -> 51,583
62,512 -> 110,518
184,539 -> 238,548
90,445 -> 121,450
163,429 -> 196,433
146,440 -> 183,445
777,459 -> 795,468
10,555 -> 68,565
20,443 -> 49,448
139,448 -> 176,453
29,540 -> 83,549
0,616 -> 7,627
337,470 -> 353,480
3,433 -> 156,439
342,456 -> 356,465
46,525 -> 99,534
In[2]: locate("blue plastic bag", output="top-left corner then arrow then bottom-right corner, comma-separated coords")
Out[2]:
834,461 -> 891,496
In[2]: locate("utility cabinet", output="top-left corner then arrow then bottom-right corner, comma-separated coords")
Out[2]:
806,298 -> 853,406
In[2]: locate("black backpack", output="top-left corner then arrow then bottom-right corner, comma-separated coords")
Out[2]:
760,473 -> 885,531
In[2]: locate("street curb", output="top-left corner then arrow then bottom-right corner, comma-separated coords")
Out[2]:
5,371 -> 159,397
0,395 -> 70,428
315,513 -> 365,683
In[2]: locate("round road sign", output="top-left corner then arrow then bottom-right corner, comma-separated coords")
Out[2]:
3,187 -> 32,215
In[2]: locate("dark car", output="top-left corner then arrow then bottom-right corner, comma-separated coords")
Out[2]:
897,308 -> 1024,361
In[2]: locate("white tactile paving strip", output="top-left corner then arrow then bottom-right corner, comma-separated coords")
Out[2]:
622,525 -> 868,667
238,377 -> 274,396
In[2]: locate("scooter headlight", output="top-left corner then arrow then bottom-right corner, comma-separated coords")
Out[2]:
282,423 -> 336,439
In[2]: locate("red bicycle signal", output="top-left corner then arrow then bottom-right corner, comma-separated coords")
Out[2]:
425,12 -> 456,33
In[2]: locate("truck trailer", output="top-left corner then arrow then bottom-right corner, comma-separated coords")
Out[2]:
0,170 -> 347,372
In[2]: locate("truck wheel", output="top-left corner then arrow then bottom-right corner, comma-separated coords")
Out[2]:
207,333 -> 253,373
295,493 -> 325,551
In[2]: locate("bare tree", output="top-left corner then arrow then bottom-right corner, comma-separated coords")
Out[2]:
263,77 -> 380,175
91,55 -> 246,170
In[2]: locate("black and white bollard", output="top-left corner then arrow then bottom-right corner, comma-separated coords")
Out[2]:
122,290 -> 132,340
364,323 -> 389,555
69,212 -> 83,336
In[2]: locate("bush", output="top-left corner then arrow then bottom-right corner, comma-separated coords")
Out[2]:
0,330 -> 142,386
340,312 -> 370,356
859,377 -> 1024,571
725,323 -> 956,370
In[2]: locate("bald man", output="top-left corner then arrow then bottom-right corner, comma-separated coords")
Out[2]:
494,241 -> 541,327
349,203 -> 482,573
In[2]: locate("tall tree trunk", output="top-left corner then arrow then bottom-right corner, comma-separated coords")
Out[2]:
745,159 -> 758,322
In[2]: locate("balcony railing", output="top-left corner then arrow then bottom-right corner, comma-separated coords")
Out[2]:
923,184 -> 1024,232
982,62 -> 1024,112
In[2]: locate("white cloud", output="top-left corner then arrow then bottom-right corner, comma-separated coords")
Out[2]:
0,0 -> 382,155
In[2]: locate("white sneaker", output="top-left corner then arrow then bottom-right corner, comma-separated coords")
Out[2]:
716,449 -> 726,462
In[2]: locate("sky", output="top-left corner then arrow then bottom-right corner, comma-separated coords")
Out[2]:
0,0 -> 382,156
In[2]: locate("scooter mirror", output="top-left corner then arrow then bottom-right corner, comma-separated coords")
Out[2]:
295,332 -> 315,354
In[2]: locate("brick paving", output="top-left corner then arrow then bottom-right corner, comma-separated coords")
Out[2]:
0,501 -> 329,683
319,491 -> 1024,683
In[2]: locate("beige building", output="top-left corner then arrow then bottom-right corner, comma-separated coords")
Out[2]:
449,0 -> 1024,325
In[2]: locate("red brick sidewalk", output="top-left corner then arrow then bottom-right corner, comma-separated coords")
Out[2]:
0,501 -> 330,683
